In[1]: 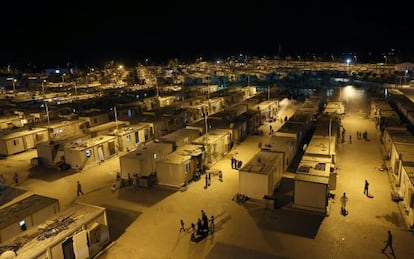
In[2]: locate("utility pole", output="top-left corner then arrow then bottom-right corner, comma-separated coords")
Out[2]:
45,102 -> 50,125
114,105 -> 119,131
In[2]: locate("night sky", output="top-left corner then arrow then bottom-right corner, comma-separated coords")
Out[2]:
1,0 -> 412,66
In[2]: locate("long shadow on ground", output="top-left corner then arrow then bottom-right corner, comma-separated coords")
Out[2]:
244,201 -> 324,239
27,166 -> 78,181
116,186 -> 176,207
244,177 -> 324,239
0,187 -> 26,206
274,177 -> 294,209
100,204 -> 141,241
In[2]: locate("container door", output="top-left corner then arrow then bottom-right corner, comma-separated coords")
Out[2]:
73,230 -> 90,259
98,146 -> 104,161
62,237 -> 75,259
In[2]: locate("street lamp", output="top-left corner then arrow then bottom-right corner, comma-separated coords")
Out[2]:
44,101 -> 50,125
41,79 -> 46,95
346,59 -> 351,80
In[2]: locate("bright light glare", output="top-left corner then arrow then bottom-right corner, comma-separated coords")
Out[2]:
346,59 -> 351,64
343,85 -> 355,97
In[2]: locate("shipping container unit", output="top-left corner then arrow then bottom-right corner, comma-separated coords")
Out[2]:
0,115 -> 27,130
261,135 -> 297,172
192,129 -> 232,167
296,98 -> 322,118
208,112 -> 249,144
137,115 -> 169,139
64,135 -> 118,170
143,106 -> 190,134
78,110 -> 111,127
175,144 -> 204,164
370,98 -> 394,120
294,157 -> 331,214
275,121 -> 308,151
0,194 -> 60,243
42,119 -> 87,141
155,152 -> 192,188
239,151 -> 284,200
206,97 -> 225,114
378,110 -> 403,130
158,95 -> 176,107
7,202 -> 109,259
248,99 -> 278,124
0,128 -> 49,156
389,142 -> 414,187
86,120 -> 130,138
159,128 -> 201,151
36,134 -> 91,167
304,135 -> 337,165
119,142 -> 173,180
294,174 -> 329,214
109,123 -> 153,153
382,127 -> 414,159
323,101 -> 345,115
398,164 -> 414,229
288,111 -> 314,126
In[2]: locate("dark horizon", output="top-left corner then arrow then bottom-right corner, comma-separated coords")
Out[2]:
1,1 -> 413,67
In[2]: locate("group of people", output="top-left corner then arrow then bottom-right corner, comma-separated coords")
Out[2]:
231,157 -> 242,169
356,130 -> 368,140
180,210 -> 215,243
203,171 -> 223,189
339,179 -> 371,215
339,189 -> 395,256
232,193 -> 249,203
204,173 -> 212,189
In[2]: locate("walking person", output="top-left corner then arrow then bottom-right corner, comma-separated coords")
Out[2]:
190,223 -> 196,242
364,180 -> 369,196
13,172 -> 18,186
180,219 -> 186,232
77,180 -> 84,196
111,182 -> 117,192
201,210 -> 207,221
209,216 -> 215,234
205,174 -> 208,189
197,218 -> 203,235
381,230 -> 395,255
340,192 -> 348,215
349,135 -> 352,144
0,174 -> 5,192
128,173 -> 132,186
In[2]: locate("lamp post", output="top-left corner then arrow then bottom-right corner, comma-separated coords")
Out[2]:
44,101 -> 50,125
41,79 -> 46,95
346,59 -> 351,78
114,105 -> 119,131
